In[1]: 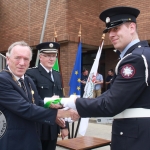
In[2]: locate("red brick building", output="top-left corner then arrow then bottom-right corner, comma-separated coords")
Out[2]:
0,0 -> 149,95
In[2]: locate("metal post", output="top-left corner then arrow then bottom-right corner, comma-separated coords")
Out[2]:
35,0 -> 51,66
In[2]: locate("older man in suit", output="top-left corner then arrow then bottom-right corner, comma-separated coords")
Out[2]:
26,42 -> 68,150
0,41 -> 79,150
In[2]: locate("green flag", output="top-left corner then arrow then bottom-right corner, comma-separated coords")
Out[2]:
53,58 -> 59,71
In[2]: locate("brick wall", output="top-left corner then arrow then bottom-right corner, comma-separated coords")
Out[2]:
1,0 -> 150,48
0,0 -> 150,95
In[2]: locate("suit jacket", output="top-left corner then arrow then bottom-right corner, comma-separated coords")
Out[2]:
0,69 -> 57,150
26,64 -> 63,140
76,41 -> 150,150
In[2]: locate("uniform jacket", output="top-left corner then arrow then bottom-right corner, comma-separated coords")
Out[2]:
0,69 -> 57,150
76,41 -> 150,150
26,64 -> 63,140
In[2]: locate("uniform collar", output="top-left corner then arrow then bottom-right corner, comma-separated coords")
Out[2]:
120,39 -> 140,59
40,63 -> 52,73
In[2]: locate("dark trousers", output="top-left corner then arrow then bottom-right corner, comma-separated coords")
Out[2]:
41,139 -> 57,150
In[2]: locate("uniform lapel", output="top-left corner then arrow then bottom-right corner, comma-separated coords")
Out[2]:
2,69 -> 30,102
24,76 -> 32,103
52,70 -> 56,83
38,64 -> 53,82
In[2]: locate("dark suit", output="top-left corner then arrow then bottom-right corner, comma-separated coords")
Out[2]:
76,41 -> 150,150
26,64 -> 63,150
0,69 -> 57,150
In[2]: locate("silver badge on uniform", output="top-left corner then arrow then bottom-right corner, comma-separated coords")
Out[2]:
0,111 -> 7,139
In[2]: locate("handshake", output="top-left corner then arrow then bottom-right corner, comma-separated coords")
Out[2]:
44,95 -> 80,123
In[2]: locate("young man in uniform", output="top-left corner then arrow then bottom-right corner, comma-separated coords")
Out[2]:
26,42 -> 68,150
61,6 -> 150,150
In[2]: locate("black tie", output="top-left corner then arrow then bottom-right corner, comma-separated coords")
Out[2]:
19,78 -> 28,97
49,71 -> 53,81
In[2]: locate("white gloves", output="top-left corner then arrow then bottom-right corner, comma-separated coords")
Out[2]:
61,95 -> 77,110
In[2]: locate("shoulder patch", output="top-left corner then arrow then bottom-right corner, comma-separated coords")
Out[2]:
52,69 -> 59,72
28,66 -> 38,70
0,111 -> 7,139
121,64 -> 135,79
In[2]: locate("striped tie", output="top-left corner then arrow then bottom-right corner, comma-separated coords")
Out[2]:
19,78 -> 28,97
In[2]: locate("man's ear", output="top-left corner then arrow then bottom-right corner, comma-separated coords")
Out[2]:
129,22 -> 136,33
6,56 -> 9,65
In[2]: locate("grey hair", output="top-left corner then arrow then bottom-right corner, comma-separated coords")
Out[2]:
6,41 -> 33,60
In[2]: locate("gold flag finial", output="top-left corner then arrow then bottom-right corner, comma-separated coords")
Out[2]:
78,24 -> 81,37
101,33 -> 105,40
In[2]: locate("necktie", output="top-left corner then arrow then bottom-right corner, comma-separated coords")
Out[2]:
49,71 -> 53,81
19,78 -> 28,97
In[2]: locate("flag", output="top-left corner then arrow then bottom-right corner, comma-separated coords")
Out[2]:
79,41 -> 104,136
69,42 -> 82,97
53,58 -> 59,71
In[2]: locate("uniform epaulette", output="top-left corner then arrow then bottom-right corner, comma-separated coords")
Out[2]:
28,66 -> 38,70
52,69 -> 59,72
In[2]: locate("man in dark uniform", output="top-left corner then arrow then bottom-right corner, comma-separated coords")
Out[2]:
26,42 -> 68,150
0,41 -> 79,150
61,6 -> 150,150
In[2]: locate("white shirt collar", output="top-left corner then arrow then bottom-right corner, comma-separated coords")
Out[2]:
8,66 -> 24,81
120,39 -> 140,59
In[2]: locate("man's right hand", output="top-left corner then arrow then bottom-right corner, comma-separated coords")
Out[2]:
57,109 -> 80,121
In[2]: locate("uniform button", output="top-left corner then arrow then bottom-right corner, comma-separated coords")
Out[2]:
41,86 -> 43,88
138,45 -> 141,48
120,132 -> 123,135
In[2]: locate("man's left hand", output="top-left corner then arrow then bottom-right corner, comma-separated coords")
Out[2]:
61,128 -> 69,140
55,118 -> 65,128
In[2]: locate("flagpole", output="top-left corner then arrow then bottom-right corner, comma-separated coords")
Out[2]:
99,33 -> 105,51
73,25 -> 82,138
53,26 -> 66,97
78,33 -> 105,136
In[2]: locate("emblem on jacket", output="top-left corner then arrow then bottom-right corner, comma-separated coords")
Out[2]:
121,64 -> 135,78
0,111 -> 7,138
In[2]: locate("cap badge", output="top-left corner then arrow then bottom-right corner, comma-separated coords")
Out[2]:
128,18 -> 131,20
106,17 -> 110,23
49,43 -> 53,48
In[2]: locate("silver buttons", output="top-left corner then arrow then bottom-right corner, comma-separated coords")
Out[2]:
138,45 -> 141,48
120,132 -> 123,135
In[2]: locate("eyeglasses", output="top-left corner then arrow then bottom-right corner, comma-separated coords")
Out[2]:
41,54 -> 57,59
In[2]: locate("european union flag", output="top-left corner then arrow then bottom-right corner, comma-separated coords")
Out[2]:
69,42 -> 82,96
